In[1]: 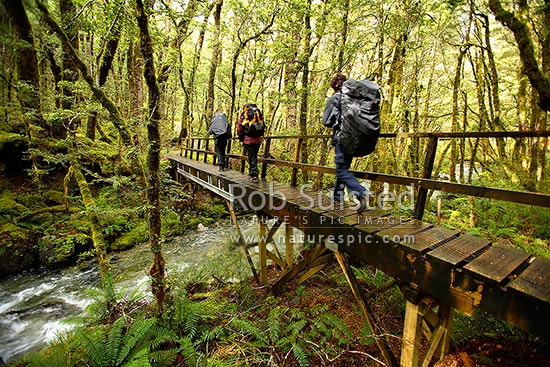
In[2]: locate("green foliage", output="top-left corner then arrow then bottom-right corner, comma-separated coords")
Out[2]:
452,310 -> 529,346
73,316 -> 154,367
292,344 -> 310,367
112,221 -> 148,251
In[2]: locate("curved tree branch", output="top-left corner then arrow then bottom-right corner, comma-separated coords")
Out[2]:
488,0 -> 550,111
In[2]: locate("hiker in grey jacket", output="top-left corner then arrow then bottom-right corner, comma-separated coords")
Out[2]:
208,111 -> 232,171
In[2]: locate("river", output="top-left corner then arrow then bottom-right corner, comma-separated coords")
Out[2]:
0,220 -> 258,365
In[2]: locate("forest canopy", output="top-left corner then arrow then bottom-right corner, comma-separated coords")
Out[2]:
1,0 -> 548,188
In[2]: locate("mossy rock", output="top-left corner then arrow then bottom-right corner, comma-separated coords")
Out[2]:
43,190 -> 65,206
0,194 -> 28,217
0,223 -> 39,277
112,221 -> 148,251
162,210 -> 186,236
38,233 -> 93,269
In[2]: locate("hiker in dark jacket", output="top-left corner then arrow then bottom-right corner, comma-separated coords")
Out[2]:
322,72 -> 370,212
208,109 -> 232,171
237,104 -> 263,183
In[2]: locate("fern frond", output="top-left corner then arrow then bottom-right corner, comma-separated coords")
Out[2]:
321,313 -> 352,344
287,319 -> 307,338
77,327 -> 109,367
122,347 -> 151,367
267,307 -> 283,343
184,302 -> 202,339
149,349 -> 178,367
147,324 -> 178,351
107,316 -> 126,365
178,336 -> 205,367
116,317 -> 155,366
230,318 -> 266,343
292,343 -> 310,367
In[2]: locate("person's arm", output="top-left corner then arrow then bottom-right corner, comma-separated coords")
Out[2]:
322,93 -> 340,128
236,115 -> 244,136
208,115 -> 215,135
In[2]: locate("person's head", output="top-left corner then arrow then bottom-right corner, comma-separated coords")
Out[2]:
330,72 -> 347,92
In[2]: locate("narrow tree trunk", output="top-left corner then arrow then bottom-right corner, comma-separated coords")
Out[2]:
181,3 -> 214,135
283,31 -> 300,129
336,0 -> 350,71
204,0 -> 223,132
136,0 -> 166,315
127,41 -> 144,136
87,1 -> 123,140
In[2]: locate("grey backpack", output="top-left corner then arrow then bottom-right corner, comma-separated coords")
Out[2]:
337,79 -> 381,157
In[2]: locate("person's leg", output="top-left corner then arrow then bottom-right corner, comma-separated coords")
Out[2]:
218,138 -> 228,170
334,144 -> 366,198
333,144 -> 347,202
248,144 -> 260,178
334,144 -> 370,212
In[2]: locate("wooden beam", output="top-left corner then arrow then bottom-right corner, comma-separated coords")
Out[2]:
334,251 -> 398,367
258,213 -> 268,285
401,301 -> 423,367
226,200 -> 259,284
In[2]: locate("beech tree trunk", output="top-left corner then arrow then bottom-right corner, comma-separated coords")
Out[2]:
87,1 -> 123,140
135,0 -> 166,315
204,0 -> 223,132
2,0 -> 44,136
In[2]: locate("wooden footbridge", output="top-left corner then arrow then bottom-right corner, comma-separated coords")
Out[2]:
168,131 -> 550,367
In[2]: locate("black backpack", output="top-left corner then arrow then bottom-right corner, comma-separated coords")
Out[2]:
242,103 -> 265,138
337,79 -> 380,157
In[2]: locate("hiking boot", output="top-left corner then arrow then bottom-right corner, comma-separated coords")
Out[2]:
357,193 -> 372,213
250,176 -> 259,183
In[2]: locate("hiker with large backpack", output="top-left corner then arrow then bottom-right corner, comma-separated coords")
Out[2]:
237,103 -> 265,183
208,108 -> 232,172
322,72 -> 379,212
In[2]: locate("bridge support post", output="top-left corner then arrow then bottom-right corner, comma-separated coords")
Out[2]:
400,295 -> 454,367
258,212 -> 268,285
226,200 -> 260,284
334,251 -> 399,367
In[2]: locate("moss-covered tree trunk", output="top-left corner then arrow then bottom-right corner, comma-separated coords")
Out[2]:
67,139 -> 116,308
135,0 -> 166,315
36,1 -> 133,147
87,1 -> 123,140
2,0 -> 44,180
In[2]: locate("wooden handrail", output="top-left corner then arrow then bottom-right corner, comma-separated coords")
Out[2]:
178,132 -> 550,212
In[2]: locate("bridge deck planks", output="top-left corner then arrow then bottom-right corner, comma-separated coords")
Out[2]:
463,245 -> 531,285
167,154 -> 550,340
427,234 -> 491,266
508,257 -> 550,303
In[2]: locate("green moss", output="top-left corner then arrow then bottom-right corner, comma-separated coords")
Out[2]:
43,190 -> 65,205
0,131 -> 24,144
38,233 -> 92,268
112,221 -> 149,251
0,223 -> 38,276
162,210 -> 185,236
0,194 -> 28,217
